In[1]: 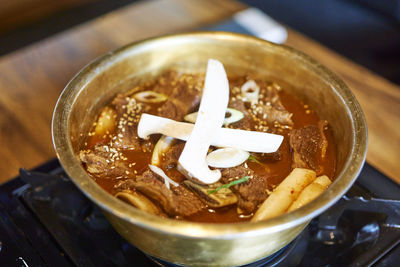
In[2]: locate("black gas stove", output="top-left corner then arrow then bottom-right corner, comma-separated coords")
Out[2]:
0,159 -> 399,267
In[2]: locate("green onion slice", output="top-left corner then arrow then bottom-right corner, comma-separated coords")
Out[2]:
248,154 -> 261,164
223,108 -> 244,126
184,108 -> 244,126
208,176 -> 250,194
134,91 -> 168,103
241,80 -> 260,104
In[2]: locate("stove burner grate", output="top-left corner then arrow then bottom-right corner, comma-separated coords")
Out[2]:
0,159 -> 399,267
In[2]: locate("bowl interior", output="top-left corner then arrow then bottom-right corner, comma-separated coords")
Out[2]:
52,32 -> 367,237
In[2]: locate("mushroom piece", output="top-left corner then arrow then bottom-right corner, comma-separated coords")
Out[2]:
151,135 -> 175,166
115,190 -> 165,216
184,180 -> 238,208
178,59 -> 230,184
137,113 -> 283,153
241,80 -> 260,104
206,148 -> 250,168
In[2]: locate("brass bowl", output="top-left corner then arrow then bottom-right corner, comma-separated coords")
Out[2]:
52,32 -> 367,267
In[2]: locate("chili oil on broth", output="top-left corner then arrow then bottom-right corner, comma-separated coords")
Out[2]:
81,71 -> 336,223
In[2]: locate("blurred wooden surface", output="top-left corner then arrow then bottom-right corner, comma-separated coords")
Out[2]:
0,0 -> 399,184
0,0 -> 95,33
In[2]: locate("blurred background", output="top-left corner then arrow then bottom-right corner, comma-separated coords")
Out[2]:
1,0 -> 399,84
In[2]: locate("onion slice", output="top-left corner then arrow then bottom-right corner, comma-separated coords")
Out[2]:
206,148 -> 250,168
94,106 -> 117,136
148,164 -> 179,189
178,59 -> 230,184
115,190 -> 165,216
184,108 -> 244,126
241,80 -> 260,104
134,91 -> 168,103
151,135 -> 175,166
138,113 -> 283,153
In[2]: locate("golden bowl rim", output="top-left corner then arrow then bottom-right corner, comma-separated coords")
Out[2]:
52,31 -> 368,239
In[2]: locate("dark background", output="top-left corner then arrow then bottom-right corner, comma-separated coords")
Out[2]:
1,0 -> 399,84
244,0 -> 400,84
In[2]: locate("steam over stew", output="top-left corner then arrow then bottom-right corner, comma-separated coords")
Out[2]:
80,62 -> 336,223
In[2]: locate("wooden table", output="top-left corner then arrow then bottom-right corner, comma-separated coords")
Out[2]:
0,0 -> 399,184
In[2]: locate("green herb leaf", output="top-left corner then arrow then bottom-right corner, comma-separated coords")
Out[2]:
248,154 -> 261,164
207,176 -> 250,194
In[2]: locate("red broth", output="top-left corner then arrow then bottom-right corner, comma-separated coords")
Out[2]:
81,72 -> 336,223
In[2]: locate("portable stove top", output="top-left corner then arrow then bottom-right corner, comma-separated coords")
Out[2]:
0,159 -> 399,267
